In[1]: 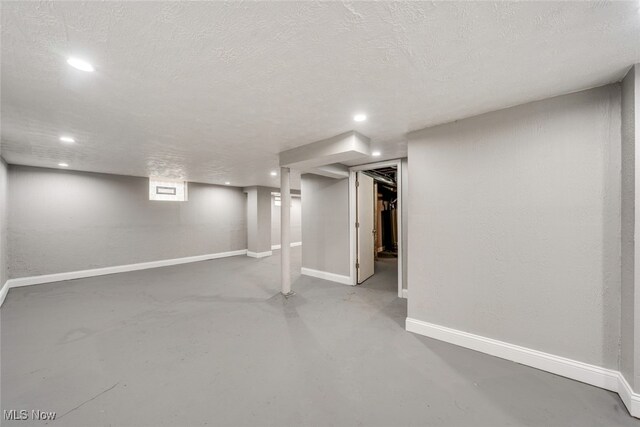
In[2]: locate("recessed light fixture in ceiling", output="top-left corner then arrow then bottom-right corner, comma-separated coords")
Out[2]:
58,162 -> 69,167
353,113 -> 367,122
270,171 -> 278,176
225,181 -> 231,185
59,136 -> 75,144
372,151 -> 381,157
67,57 -> 95,72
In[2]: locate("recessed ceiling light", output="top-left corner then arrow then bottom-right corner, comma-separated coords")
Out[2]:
59,136 -> 75,144
225,181 -> 230,185
67,57 -> 95,72
372,151 -> 381,157
58,162 -> 69,167
270,171 -> 278,176
353,113 -> 367,122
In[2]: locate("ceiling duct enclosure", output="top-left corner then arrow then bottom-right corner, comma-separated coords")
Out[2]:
279,131 -> 371,175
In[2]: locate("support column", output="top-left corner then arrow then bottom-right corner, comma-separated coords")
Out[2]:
244,186 -> 272,258
281,167 -> 292,296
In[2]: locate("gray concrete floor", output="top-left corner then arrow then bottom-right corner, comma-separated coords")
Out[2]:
363,255 -> 399,293
1,247 -> 638,426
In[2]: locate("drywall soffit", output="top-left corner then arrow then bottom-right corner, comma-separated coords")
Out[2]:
279,131 -> 371,170
307,163 -> 350,179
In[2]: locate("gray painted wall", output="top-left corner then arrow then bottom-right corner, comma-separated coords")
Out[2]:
401,158 -> 408,292
271,196 -> 302,246
301,174 -> 350,276
8,166 -> 247,278
407,85 -> 621,369
622,65 -> 640,388
245,186 -> 272,254
0,157 -> 7,286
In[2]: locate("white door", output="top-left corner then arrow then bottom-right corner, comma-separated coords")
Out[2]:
357,172 -> 375,283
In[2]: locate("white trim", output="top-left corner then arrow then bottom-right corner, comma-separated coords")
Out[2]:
349,171 -> 357,286
271,242 -> 302,250
301,267 -> 353,285
0,281 -> 9,308
246,250 -> 272,258
402,288 -> 408,299
7,249 -> 248,289
618,373 -> 640,418
271,192 -> 301,199
349,159 -> 404,297
405,317 -> 640,418
406,318 -> 619,390
0,249 -> 248,308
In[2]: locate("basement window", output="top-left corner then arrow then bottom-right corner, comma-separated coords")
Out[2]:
149,178 -> 188,201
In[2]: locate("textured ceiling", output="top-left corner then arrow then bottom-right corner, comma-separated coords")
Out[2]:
1,1 -> 639,188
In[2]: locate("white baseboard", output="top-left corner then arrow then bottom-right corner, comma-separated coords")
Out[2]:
0,280 -> 9,308
301,267 -> 353,285
246,250 -> 272,258
405,317 -> 640,418
271,242 -> 302,250
618,373 -> 640,417
0,249 -> 248,308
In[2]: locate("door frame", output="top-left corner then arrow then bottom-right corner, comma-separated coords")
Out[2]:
349,159 -> 404,298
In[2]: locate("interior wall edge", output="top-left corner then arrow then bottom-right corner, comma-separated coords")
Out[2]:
0,157 -> 7,293
406,317 -> 640,418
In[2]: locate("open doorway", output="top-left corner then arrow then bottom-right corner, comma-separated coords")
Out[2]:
349,160 -> 403,297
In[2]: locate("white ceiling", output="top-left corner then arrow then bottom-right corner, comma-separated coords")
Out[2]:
2,1 -> 639,189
